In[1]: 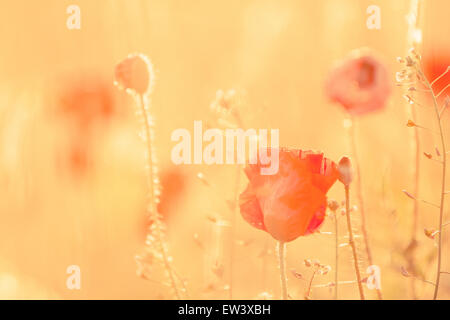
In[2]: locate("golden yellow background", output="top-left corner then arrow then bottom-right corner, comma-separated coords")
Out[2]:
0,0 -> 449,299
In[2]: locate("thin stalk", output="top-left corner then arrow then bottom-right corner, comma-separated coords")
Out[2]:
417,68 -> 447,300
305,270 -> 317,300
348,118 -> 382,299
139,94 -> 181,299
335,214 -> 339,300
344,184 -> 365,300
409,101 -> 421,299
278,241 -> 288,300
228,166 -> 241,300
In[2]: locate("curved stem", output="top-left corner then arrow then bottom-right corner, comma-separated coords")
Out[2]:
344,184 -> 365,300
348,118 -> 382,299
277,241 -> 288,300
139,94 -> 181,299
417,68 -> 447,300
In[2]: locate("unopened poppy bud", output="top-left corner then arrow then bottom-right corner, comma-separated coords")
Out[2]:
304,259 -> 312,267
114,53 -> 154,95
338,156 -> 353,186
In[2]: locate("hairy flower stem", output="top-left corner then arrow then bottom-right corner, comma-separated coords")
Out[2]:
416,68 -> 447,300
348,118 -> 382,299
277,241 -> 288,300
139,94 -> 181,299
228,166 -> 241,300
335,215 -> 339,300
344,184 -> 365,300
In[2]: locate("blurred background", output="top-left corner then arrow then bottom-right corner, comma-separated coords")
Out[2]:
0,0 -> 449,299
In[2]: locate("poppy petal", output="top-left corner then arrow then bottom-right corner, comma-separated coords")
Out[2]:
304,204 -> 327,235
239,185 -> 265,231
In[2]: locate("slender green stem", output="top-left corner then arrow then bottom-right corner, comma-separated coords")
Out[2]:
348,118 -> 382,299
305,270 -> 317,300
228,166 -> 241,300
409,101 -> 420,299
344,185 -> 365,300
335,214 -> 339,300
139,94 -> 181,299
278,241 -> 288,300
417,68 -> 447,300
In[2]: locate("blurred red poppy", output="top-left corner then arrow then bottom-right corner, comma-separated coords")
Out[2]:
325,50 -> 391,116
423,51 -> 450,97
57,76 -> 117,175
239,149 -> 339,242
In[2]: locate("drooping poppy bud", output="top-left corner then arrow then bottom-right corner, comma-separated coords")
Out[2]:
337,156 -> 353,186
114,53 -> 154,95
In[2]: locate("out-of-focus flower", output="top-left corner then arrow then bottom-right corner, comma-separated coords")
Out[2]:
239,149 -> 339,242
58,77 -> 116,130
423,52 -> 450,96
57,76 -> 116,175
114,53 -> 154,95
325,49 -> 392,116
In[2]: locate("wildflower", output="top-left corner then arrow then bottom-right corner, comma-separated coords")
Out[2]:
114,53 -> 154,95
423,52 -> 450,95
239,149 -> 339,242
57,76 -> 116,175
325,49 -> 392,116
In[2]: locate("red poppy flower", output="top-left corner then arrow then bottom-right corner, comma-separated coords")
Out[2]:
423,51 -> 450,98
57,77 -> 116,175
325,49 -> 391,116
239,149 -> 339,242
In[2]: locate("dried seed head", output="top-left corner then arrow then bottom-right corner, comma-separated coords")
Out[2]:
321,265 -> 332,275
327,199 -> 340,212
114,53 -> 154,95
405,55 -> 416,67
401,266 -> 411,277
424,152 -> 433,159
404,95 -> 414,104
424,228 -> 439,240
338,156 -> 353,186
408,48 -> 421,61
436,147 -> 441,157
304,259 -> 312,267
402,190 -> 416,200
291,270 -> 304,280
406,120 -> 416,127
